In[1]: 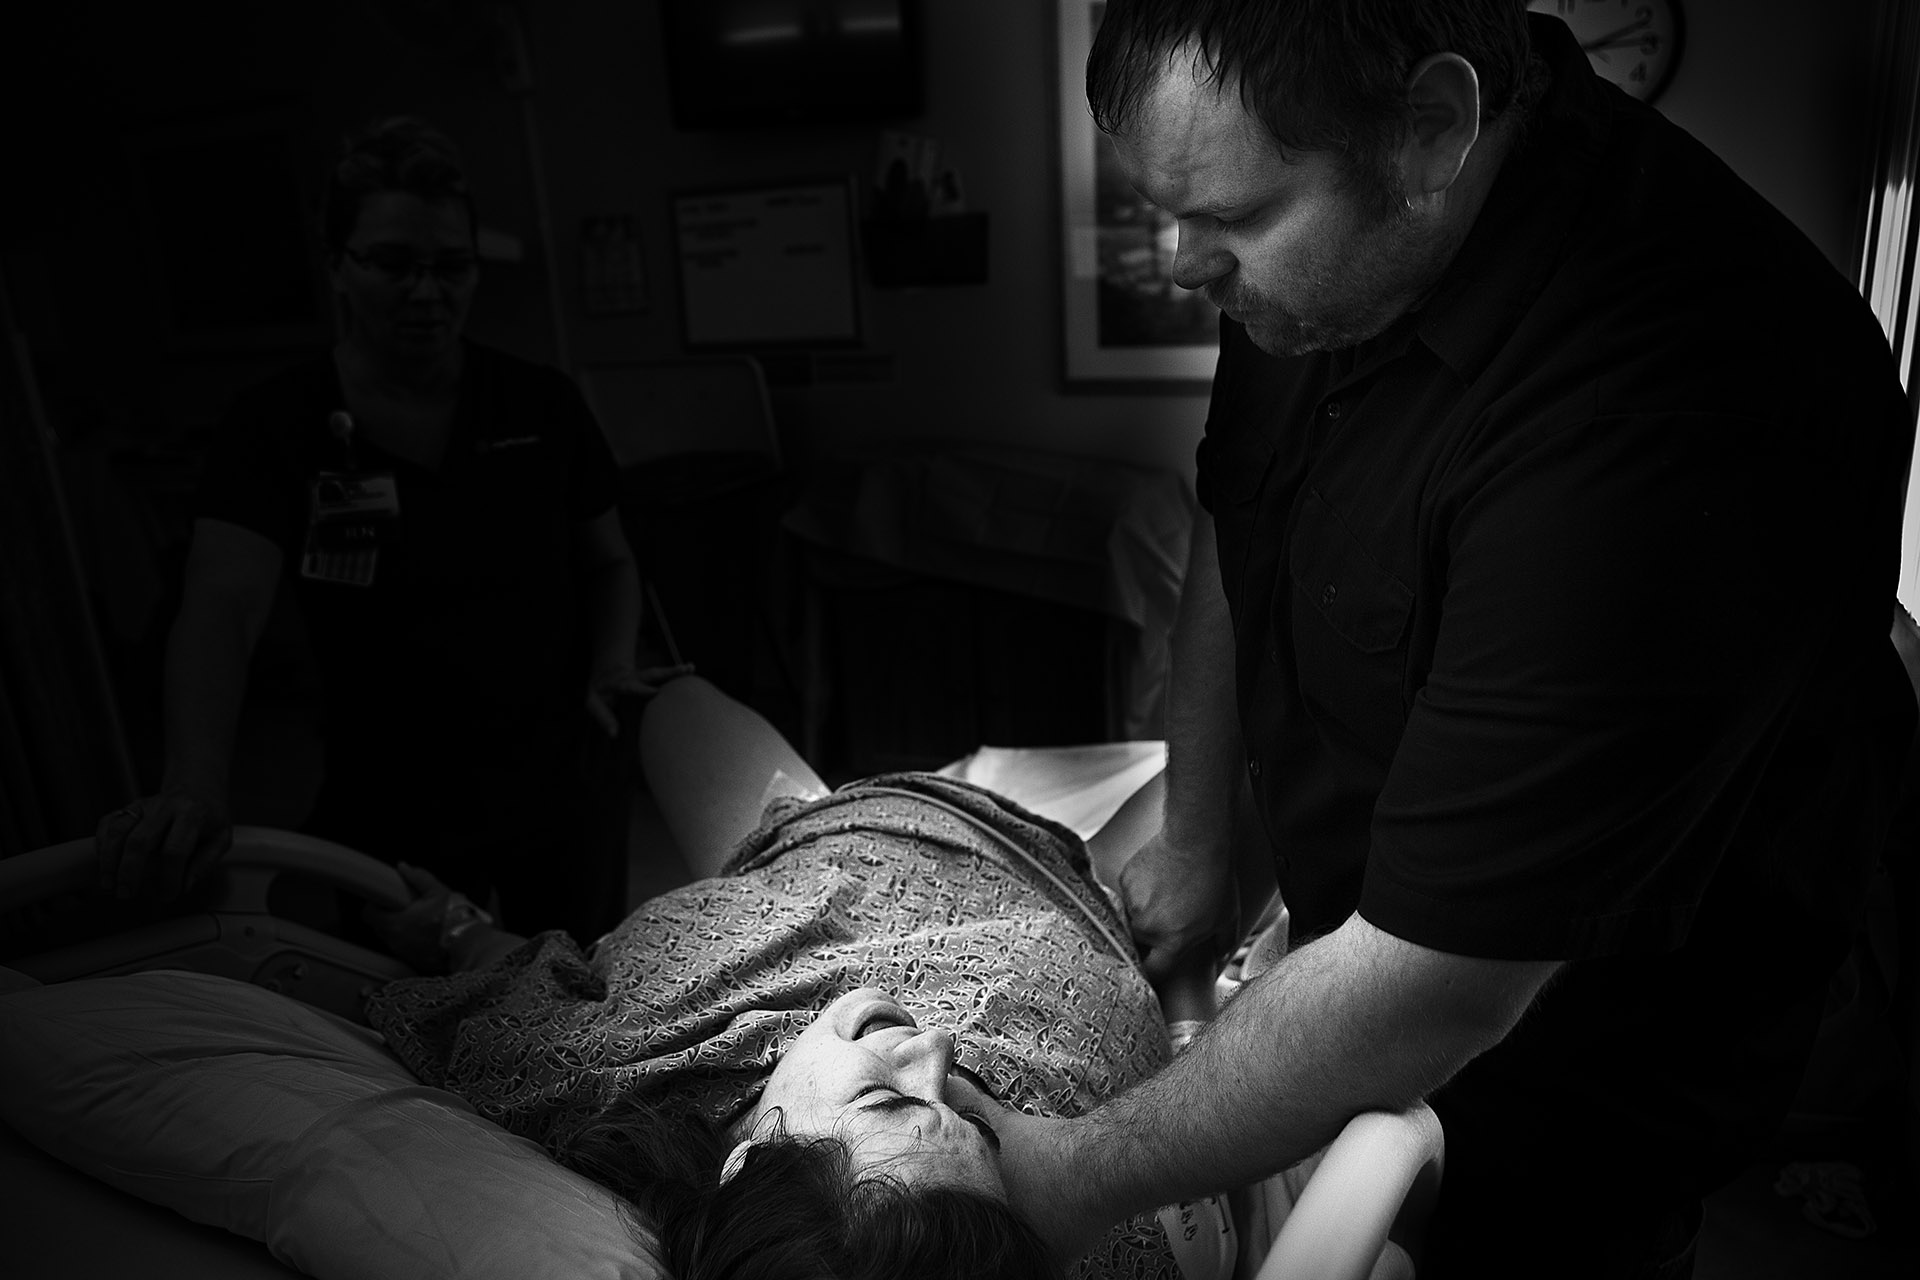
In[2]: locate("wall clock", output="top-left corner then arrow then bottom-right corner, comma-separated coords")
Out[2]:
1527,0 -> 1685,105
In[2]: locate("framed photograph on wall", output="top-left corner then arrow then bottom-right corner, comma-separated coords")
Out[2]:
670,177 -> 861,349
1056,0 -> 1219,386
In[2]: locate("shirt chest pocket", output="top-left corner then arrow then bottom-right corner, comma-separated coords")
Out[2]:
1199,429 -> 1282,616
1286,489 -> 1414,748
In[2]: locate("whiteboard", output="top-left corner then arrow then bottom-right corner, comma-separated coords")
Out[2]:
671,178 -> 861,348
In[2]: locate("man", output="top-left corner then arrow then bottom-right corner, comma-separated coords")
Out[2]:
994,4 -> 1915,1277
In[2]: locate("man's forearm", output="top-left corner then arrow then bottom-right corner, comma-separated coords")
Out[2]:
1161,510 -> 1242,850
1060,914 -> 1559,1218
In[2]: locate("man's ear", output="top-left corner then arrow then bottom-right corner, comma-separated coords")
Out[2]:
1401,51 -> 1482,196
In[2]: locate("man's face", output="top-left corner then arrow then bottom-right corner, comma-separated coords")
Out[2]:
1111,59 -> 1453,357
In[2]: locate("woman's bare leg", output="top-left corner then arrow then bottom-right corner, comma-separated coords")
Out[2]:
638,676 -> 829,879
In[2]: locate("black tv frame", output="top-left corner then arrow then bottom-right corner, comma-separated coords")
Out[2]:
658,0 -> 926,130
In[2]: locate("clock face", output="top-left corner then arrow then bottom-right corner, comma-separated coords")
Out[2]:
1527,0 -> 1685,104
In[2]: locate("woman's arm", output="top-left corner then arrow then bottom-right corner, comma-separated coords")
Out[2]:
443,917 -> 529,971
575,508 -> 694,736
97,519 -> 282,899
367,863 -> 530,973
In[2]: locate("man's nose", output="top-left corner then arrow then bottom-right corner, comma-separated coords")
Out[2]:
891,1026 -> 956,1095
1171,221 -> 1231,292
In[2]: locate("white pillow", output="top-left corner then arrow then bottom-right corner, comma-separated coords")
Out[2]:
0,969 -> 661,1280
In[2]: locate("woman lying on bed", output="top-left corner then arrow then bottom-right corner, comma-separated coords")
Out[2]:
360,676 -> 1200,1280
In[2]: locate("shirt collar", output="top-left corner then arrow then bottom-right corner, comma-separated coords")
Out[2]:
1411,14 -> 1614,383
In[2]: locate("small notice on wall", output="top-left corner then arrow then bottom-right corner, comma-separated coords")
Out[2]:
671,178 -> 860,348
580,215 -> 650,315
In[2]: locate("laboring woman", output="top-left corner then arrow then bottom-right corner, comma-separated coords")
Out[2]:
362,676 -> 1197,1280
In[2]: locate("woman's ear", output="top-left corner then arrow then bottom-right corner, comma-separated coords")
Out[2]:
1401,51 -> 1482,197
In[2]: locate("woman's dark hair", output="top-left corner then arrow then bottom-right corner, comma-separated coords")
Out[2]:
1087,0 -> 1539,196
556,1088 -> 1063,1280
321,115 -> 476,253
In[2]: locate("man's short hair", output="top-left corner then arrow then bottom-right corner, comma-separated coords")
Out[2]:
1087,0 -> 1537,179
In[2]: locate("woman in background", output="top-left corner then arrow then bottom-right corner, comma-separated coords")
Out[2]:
95,117 -> 683,941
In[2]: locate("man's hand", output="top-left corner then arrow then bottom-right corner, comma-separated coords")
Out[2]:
95,787 -> 233,901
961,1089 -> 1117,1264
585,661 -> 696,737
1118,828 -> 1238,982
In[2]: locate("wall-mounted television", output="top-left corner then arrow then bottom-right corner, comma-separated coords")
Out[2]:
659,0 -> 925,129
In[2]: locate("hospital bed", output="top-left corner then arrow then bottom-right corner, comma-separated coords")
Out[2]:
0,744 -> 1441,1280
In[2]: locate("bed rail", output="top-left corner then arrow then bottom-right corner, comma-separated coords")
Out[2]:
0,827 -> 413,1019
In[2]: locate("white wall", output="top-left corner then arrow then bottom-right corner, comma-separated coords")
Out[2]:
530,0 -> 1212,475
527,0 -> 1882,481
1654,0 -> 1879,276
0,0 -> 1882,475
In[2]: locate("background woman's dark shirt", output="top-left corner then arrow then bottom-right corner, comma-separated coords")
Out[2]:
195,341 -> 618,891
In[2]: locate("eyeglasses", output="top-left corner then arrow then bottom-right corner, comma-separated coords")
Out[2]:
342,246 -> 480,288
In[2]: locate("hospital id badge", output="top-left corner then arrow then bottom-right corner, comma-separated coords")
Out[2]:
301,470 -> 399,587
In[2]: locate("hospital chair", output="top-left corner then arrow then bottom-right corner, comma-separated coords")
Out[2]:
0,747 -> 1442,1280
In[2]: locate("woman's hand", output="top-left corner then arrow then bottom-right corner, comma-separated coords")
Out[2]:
95,787 -> 233,901
362,862 -> 459,972
585,661 -> 696,737
1118,828 -> 1238,982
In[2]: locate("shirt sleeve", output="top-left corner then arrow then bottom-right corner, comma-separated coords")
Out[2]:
1360,408 -> 1862,960
192,382 -> 310,554
556,373 -> 619,522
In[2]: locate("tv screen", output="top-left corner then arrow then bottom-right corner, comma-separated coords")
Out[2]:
659,0 -> 925,129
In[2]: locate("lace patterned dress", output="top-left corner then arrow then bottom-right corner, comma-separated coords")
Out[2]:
364,773 -> 1184,1278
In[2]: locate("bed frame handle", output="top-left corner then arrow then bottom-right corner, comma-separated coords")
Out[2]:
0,826 -> 410,916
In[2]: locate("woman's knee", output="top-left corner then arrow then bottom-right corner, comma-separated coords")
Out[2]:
639,675 -> 725,760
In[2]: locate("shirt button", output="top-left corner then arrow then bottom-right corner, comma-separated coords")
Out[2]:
1323,401 -> 1342,420
1320,582 -> 1338,607
1248,757 -> 1262,778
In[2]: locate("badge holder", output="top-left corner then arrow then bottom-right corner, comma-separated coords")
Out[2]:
301,412 -> 399,587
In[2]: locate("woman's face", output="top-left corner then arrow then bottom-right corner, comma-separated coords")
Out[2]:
330,190 -> 477,366
745,987 -> 1008,1199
